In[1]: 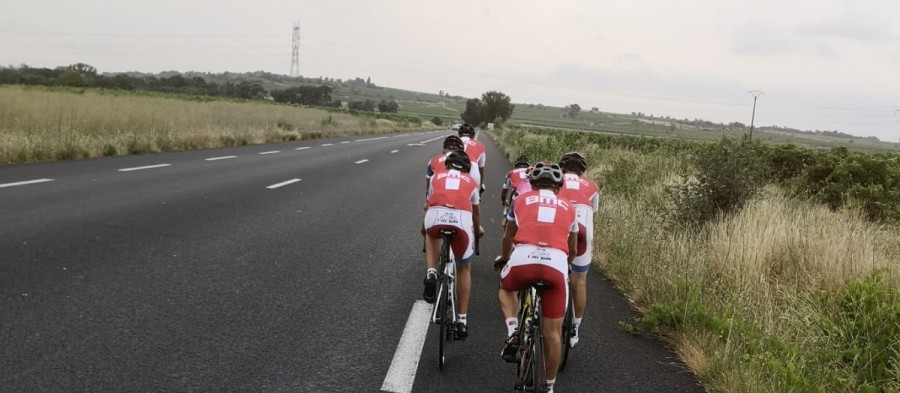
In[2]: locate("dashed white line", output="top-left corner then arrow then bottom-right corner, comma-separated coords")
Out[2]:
295,147 -> 311,151
0,178 -> 54,189
390,150 -> 399,154
321,143 -> 334,147
205,156 -> 237,161
355,159 -> 369,164
266,178 -> 301,189
356,136 -> 389,142
419,135 -> 444,144
118,164 -> 171,172
381,301 -> 431,393
392,135 -> 404,138
340,141 -> 351,144
259,151 -> 280,155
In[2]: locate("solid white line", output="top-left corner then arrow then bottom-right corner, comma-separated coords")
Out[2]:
390,150 -> 399,154
259,151 -> 280,155
355,159 -> 369,164
381,301 -> 431,393
0,178 -> 54,188
321,143 -> 334,147
205,156 -> 237,161
355,136 -> 388,142
295,147 -> 311,150
266,178 -> 301,189
340,141 -> 351,144
118,164 -> 171,172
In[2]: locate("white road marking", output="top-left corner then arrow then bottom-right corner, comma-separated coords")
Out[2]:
205,156 -> 237,161
406,143 -> 423,146
419,135 -> 444,144
259,151 -> 280,155
356,136 -> 389,142
118,164 -> 171,172
392,135 -> 404,138
390,150 -> 399,154
321,143 -> 334,147
295,147 -> 311,151
340,141 -> 351,144
0,178 -> 54,189
355,159 -> 369,164
381,301 -> 431,393
266,178 -> 301,189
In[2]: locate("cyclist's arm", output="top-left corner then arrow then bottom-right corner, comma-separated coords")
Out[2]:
567,217 -> 578,264
501,221 -> 516,261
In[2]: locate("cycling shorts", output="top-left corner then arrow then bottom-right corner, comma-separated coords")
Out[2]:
424,207 -> 475,264
571,205 -> 594,273
499,245 -> 569,319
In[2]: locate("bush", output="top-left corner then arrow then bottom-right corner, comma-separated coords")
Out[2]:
432,116 -> 443,126
669,137 -> 764,227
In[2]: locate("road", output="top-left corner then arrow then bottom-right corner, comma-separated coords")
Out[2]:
0,131 -> 703,392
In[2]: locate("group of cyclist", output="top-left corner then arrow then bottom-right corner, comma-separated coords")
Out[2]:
421,123 -> 600,392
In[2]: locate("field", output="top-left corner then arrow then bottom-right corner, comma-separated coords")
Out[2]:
0,86 -> 433,165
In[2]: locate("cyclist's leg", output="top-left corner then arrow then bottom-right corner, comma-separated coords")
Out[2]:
570,207 -> 594,331
449,212 -> 474,329
536,261 -> 568,387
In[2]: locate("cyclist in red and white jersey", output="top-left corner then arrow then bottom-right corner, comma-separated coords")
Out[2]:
423,151 -> 484,339
426,135 -> 478,191
500,155 -> 532,228
556,152 -> 601,347
494,162 -> 577,393
458,124 -> 485,192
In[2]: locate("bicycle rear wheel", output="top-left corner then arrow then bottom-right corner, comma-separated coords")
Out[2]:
515,332 -> 532,392
437,278 -> 448,370
559,286 -> 574,371
532,324 -> 545,392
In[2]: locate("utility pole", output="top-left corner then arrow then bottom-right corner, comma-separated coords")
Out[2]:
290,21 -> 300,77
747,90 -> 764,141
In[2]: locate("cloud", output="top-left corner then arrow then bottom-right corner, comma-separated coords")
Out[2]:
731,23 -> 798,55
797,15 -> 892,42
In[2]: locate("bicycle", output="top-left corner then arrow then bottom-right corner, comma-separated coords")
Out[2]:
558,279 -> 575,372
431,229 -> 458,370
513,281 -> 549,392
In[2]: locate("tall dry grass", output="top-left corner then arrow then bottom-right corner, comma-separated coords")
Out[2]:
0,86 -> 430,165
490,128 -> 900,392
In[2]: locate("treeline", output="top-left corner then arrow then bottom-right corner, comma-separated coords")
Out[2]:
514,128 -> 900,223
0,64 -> 400,113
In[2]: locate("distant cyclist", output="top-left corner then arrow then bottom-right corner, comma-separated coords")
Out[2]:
457,124 -> 486,193
556,152 -> 601,347
423,151 -> 484,339
494,162 -> 577,393
500,155 -> 532,228
425,135 -> 474,190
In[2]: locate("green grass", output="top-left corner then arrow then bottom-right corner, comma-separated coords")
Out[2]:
0,85 -> 435,165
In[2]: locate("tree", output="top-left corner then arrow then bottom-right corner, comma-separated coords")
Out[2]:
461,98 -> 484,126
432,117 -> 444,126
480,91 -> 514,124
378,100 -> 399,113
591,107 -> 599,112
566,103 -> 581,118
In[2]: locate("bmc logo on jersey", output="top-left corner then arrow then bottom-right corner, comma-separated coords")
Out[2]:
436,171 -> 470,182
523,194 -> 570,210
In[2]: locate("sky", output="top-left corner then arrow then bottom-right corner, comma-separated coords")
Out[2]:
2,0 -> 899,140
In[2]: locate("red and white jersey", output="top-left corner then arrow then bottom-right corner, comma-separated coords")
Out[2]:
557,173 -> 600,212
425,152 -> 479,181
507,189 -> 577,253
460,136 -> 486,169
427,170 -> 480,212
503,167 -> 532,196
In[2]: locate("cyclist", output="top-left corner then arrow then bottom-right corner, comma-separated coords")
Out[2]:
425,135 -> 475,191
458,124 -> 486,193
500,155 -> 532,228
423,151 -> 484,339
493,162 -> 577,393
556,152 -> 601,347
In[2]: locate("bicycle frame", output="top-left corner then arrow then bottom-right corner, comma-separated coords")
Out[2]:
432,230 -> 458,370
515,283 -> 546,392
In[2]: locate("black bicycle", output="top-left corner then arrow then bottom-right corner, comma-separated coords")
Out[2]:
558,280 -> 576,372
514,281 -> 549,392
431,229 -> 458,370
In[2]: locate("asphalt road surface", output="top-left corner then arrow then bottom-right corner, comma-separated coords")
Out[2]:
0,131 -> 704,392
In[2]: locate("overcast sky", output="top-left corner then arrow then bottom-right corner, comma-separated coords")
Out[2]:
2,0 -> 899,140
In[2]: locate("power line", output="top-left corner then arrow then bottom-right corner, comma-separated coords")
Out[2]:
0,29 -> 284,38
